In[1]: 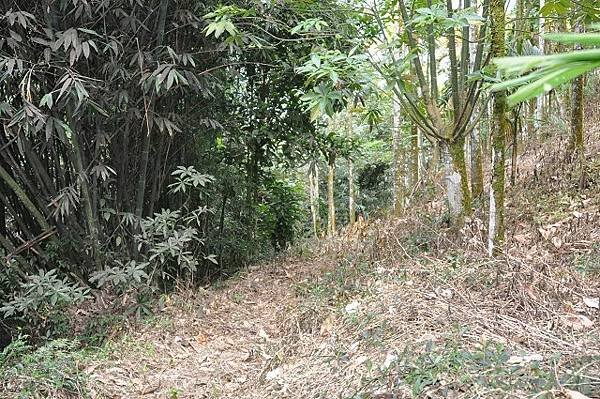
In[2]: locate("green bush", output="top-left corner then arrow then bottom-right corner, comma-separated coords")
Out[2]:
0,337 -> 89,398
0,270 -> 90,339
261,178 -> 306,251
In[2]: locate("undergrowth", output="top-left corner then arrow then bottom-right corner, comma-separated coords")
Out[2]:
351,339 -> 599,398
0,337 -> 89,399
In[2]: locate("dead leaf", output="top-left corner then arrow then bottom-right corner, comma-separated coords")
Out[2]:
538,227 -> 552,240
344,300 -> 359,314
265,367 -> 282,381
564,389 -> 592,399
551,236 -> 563,249
514,233 -> 530,244
561,314 -> 594,330
320,315 -> 335,335
583,297 -> 599,309
195,333 -> 208,344
524,284 -> 537,300
258,328 -> 269,340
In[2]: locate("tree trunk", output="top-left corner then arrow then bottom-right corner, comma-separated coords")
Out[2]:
510,124 -> 518,186
410,125 -> 420,189
348,158 -> 356,226
570,16 -> 586,189
327,153 -> 336,237
0,163 -> 50,232
308,162 -> 321,238
527,98 -> 536,141
470,126 -> 484,200
392,100 -> 404,215
70,127 -> 102,270
347,109 -> 356,226
488,0 -> 507,256
135,0 -> 169,222
426,0 -> 439,99
535,0 -> 544,132
448,136 -> 472,219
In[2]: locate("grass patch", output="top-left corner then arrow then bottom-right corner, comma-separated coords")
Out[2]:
351,339 -> 600,398
0,336 -> 89,398
294,258 -> 375,306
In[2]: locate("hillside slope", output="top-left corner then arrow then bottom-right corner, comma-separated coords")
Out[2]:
2,107 -> 599,399
84,114 -> 600,398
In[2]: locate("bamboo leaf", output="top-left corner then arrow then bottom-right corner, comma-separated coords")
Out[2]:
544,33 -> 600,46
507,61 -> 600,106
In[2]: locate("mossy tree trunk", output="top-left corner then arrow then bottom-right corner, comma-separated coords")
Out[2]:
443,136 -> 471,222
488,0 -> 507,256
348,158 -> 356,225
410,125 -> 420,189
448,136 -> 472,219
308,162 -> 321,238
347,109 -> 356,225
392,100 -> 404,216
470,126 -> 484,200
570,15 -> 586,190
327,152 -> 336,237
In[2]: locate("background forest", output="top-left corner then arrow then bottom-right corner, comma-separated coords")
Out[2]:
1,0 -> 599,398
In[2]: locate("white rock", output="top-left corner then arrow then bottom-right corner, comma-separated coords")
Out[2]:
383,352 -> 398,368
583,297 -> 599,309
265,367 -> 282,381
345,300 -> 359,314
507,354 -> 543,364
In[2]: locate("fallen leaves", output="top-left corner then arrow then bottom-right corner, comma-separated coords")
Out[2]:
560,314 -> 594,330
583,297 -> 599,309
564,389 -> 592,399
507,353 -> 543,365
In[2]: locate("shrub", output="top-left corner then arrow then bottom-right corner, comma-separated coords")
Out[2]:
0,270 -> 90,338
0,336 -> 89,398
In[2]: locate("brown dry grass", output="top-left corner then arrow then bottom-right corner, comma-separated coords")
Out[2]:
85,97 -> 600,399
86,220 -> 600,398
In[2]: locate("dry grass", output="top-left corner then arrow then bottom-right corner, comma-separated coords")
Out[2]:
85,217 -> 600,398
83,98 -> 600,399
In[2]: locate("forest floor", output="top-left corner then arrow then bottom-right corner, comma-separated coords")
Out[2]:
78,112 -> 600,398
3,112 -> 599,399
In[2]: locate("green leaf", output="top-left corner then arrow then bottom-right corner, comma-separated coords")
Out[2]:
39,93 -> 53,109
544,33 -> 600,46
507,61 -> 600,106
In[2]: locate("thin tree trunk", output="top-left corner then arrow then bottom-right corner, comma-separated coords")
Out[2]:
570,15 -> 586,189
426,0 -> 439,100
410,125 -> 420,189
347,110 -> 356,226
70,128 -> 102,270
446,0 -> 461,116
470,126 -> 484,199
308,162 -> 321,238
0,164 -> 50,232
392,100 -> 404,215
348,159 -> 355,225
527,98 -> 536,141
327,152 -> 336,237
135,0 -> 169,222
488,0 -> 507,256
510,109 -> 520,185
217,191 -> 227,266
535,0 -> 544,132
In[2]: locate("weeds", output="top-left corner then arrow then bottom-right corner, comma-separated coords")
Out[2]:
0,337 -> 89,398
352,339 -> 600,398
